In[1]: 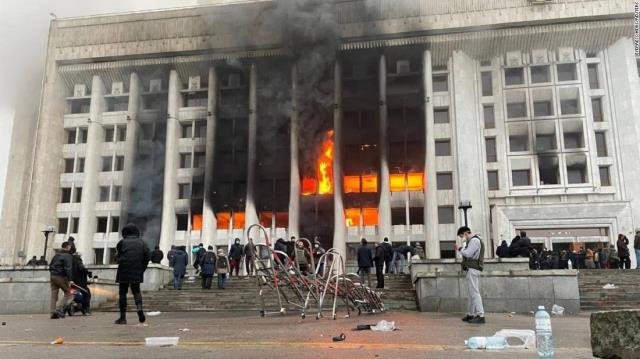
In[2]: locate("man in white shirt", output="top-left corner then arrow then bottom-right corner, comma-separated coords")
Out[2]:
455,226 -> 485,324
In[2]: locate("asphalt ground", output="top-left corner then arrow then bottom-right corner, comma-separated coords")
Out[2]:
0,311 -> 594,358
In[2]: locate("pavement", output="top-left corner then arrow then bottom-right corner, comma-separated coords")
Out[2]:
0,311 -> 594,358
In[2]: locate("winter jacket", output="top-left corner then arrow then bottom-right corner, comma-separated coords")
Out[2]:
49,249 -> 73,278
194,247 -> 205,266
244,242 -> 256,258
374,245 -> 385,266
170,250 -> 188,276
635,234 -> 640,250
71,254 -> 92,288
150,249 -> 164,264
496,242 -> 509,258
617,237 -> 630,257
229,243 -> 244,260
381,242 -> 393,261
216,255 -> 229,274
357,245 -> 373,268
115,236 -> 151,284
200,251 -> 216,276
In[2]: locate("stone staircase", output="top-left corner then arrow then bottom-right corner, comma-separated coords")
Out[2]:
96,274 -> 418,313
579,269 -> 640,311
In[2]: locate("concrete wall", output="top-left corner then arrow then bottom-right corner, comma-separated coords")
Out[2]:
414,270 -> 580,314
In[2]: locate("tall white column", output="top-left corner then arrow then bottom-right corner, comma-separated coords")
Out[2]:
159,70 -> 182,262
120,72 -> 142,228
288,63 -> 300,239
452,51 -> 489,248
245,63 -> 259,237
378,54 -> 392,242
423,50 -> 440,259
202,67 -> 218,248
333,60 -> 347,259
77,76 -> 106,263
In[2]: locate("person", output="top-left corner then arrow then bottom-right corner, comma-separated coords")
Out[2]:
244,238 -> 256,276
200,246 -> 216,289
36,255 -> 48,266
193,243 -> 205,273
228,238 -> 243,276
150,246 -> 164,264
216,249 -> 230,289
585,248 -> 595,269
577,247 -> 586,269
312,239 -> 326,276
635,230 -> 640,268
26,256 -> 38,266
357,238 -> 373,287
381,237 -> 393,274
413,242 -> 426,260
609,244 -> 620,269
114,223 -> 151,325
167,245 -> 177,263
391,246 -> 405,275
455,226 -> 485,324
529,248 -> 540,270
170,246 -> 188,290
520,231 -> 531,249
594,250 -> 600,269
374,241 -> 385,289
559,250 -> 569,269
71,253 -> 92,315
49,241 -> 74,319
617,234 -> 631,269
68,236 -> 77,255
274,238 -> 288,264
496,240 -> 509,258
599,245 -> 609,269
508,236 -> 521,257
293,240 -> 311,274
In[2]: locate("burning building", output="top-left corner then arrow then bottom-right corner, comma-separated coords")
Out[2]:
1,0 -> 640,265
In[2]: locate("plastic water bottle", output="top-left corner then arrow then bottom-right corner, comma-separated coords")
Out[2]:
535,306 -> 554,357
465,336 -> 507,350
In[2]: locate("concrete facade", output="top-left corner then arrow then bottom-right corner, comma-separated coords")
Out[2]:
1,0 -> 639,265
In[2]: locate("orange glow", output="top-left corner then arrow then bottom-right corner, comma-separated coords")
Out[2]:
275,212 -> 288,227
302,130 -> 334,195
232,212 -> 245,229
192,214 -> 203,230
216,212 -> 231,229
390,173 -> 425,192
362,208 -> 379,226
259,212 -> 273,228
361,174 -> 378,193
407,173 -> 425,191
344,176 -> 360,193
345,208 -> 360,227
390,174 -> 406,192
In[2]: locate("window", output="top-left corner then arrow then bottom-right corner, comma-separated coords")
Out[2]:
432,74 -> 448,92
508,123 -> 529,152
538,156 -> 560,185
193,152 -> 206,169
481,72 -> 493,96
99,186 -> 110,202
181,123 -> 193,138
66,129 -> 77,144
559,87 -> 581,115
409,207 -> 424,225
180,153 -> 192,168
178,183 -> 191,199
488,170 -> 499,190
71,217 -> 80,233
566,154 -> 588,184
61,188 -> 72,203
192,182 -> 204,199
512,170 -> 531,186
436,172 -> 453,190
176,213 -> 189,231
532,88 -> 554,117
97,217 -> 108,232
76,158 -> 85,173
391,208 -> 405,225
587,64 -> 600,89
64,158 -> 75,173
504,67 -> 524,86
112,186 -> 121,201
595,132 -> 608,157
530,65 -> 550,83
117,126 -> 127,142
505,90 -> 527,119
104,127 -> 114,142
433,108 -> 449,124
194,121 -> 207,138
591,98 -> 603,122
485,137 -> 497,162
440,241 -> 456,259
562,120 -> 584,149
102,156 -> 113,172
78,128 -> 88,144
535,121 -> 557,152
557,63 -> 577,82
435,140 -> 451,156
599,166 -> 611,186
58,218 -> 69,234
110,217 -> 119,233
94,249 -> 104,265
483,105 -> 495,129
114,156 -> 125,171
73,187 -> 82,203
437,206 -> 455,224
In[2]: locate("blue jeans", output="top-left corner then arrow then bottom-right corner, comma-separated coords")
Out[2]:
173,272 -> 183,289
217,273 -> 227,289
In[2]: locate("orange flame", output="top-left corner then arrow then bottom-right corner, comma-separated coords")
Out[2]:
302,130 -> 334,195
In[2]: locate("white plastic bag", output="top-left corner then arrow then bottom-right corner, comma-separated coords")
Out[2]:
602,283 -> 616,289
370,320 -> 396,332
145,337 -> 179,347
493,329 -> 536,349
146,311 -> 162,316
551,304 -> 564,316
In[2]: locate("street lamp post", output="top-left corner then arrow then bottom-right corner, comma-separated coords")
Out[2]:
458,200 -> 472,227
41,225 -> 56,260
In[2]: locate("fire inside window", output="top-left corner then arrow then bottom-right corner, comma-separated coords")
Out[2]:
344,174 -> 378,193
259,212 -> 288,228
192,214 -> 202,231
390,173 -> 425,192
301,130 -> 334,195
215,212 -> 245,229
345,208 -> 379,227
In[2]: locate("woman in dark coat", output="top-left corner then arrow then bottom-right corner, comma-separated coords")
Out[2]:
170,246 -> 188,290
115,223 -> 150,325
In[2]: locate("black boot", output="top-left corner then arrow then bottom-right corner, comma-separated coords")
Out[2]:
115,309 -> 127,325
136,303 -> 146,323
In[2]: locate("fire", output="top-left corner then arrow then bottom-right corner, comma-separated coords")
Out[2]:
302,130 -> 334,195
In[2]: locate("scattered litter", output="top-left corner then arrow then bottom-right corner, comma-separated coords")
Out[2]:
51,337 -> 64,345
602,283 -> 616,289
332,333 -> 346,342
551,304 -> 564,316
493,329 -> 535,349
370,320 -> 397,332
146,311 -> 162,316
465,336 -> 506,350
353,324 -> 372,331
136,323 -> 149,327
1,321 -> 5,326
145,337 -> 179,347
178,328 -> 190,332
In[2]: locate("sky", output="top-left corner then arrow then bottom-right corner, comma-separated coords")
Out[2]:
0,0 -> 200,216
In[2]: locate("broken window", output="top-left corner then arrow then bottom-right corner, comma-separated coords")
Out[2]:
535,121 -> 557,152
566,153 -> 588,184
176,213 -> 188,231
538,156 -> 560,185
508,123 -> 530,152
530,65 -> 550,84
557,63 -> 577,82
562,120 -> 584,149
504,67 -> 524,86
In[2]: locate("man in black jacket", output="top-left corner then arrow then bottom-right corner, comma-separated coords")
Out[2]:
381,237 -> 393,274
115,223 -> 150,325
374,242 -> 386,289
357,238 -> 373,287
49,242 -> 74,319
228,238 -> 243,276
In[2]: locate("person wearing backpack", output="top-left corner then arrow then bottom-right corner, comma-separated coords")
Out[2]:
200,246 -> 216,289
216,249 -> 230,289
455,226 -> 485,324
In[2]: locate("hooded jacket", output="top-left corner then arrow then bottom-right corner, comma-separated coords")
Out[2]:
115,235 -> 151,284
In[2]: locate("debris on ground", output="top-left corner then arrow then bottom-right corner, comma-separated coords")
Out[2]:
178,328 -> 190,332
465,336 -> 506,350
602,283 -> 617,289
370,320 -> 396,332
493,329 -> 535,349
145,337 -> 179,347
332,333 -> 346,342
551,304 -> 565,316
146,311 -> 162,316
51,337 -> 64,345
